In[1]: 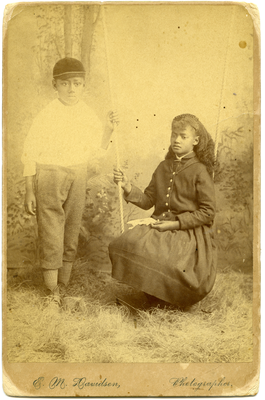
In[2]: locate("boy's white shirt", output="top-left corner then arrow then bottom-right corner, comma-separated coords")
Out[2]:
21,98 -> 104,176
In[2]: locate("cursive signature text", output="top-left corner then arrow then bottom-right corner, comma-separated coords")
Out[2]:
73,377 -> 120,389
169,377 -> 232,391
33,376 -> 120,390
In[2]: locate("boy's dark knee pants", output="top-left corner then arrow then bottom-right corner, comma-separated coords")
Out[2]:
35,164 -> 87,270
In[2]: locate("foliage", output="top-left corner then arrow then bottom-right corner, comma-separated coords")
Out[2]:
32,5 -> 65,77
78,160 -> 142,250
216,126 -> 245,162
215,211 -> 252,257
80,180 -> 118,241
217,144 -> 253,212
31,4 -> 100,80
6,168 -> 38,265
214,125 -> 253,269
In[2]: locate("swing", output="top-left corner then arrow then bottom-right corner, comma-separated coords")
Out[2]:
102,5 -> 235,233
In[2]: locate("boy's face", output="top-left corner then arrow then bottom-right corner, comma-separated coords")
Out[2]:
53,76 -> 85,105
171,122 -> 199,157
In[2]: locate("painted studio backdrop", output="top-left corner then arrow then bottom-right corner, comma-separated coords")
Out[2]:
5,3 -> 253,363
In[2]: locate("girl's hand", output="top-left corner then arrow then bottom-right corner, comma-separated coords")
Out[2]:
113,168 -> 132,194
151,220 -> 180,232
24,191 -> 36,216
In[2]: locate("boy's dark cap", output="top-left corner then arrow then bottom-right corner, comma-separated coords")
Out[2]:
53,57 -> 85,79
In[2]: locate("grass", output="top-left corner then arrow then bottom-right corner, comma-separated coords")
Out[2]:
6,260 -> 253,363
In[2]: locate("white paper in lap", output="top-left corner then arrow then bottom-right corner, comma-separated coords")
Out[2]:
127,218 -> 155,230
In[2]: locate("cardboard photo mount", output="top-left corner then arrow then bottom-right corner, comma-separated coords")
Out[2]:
2,1 -> 260,397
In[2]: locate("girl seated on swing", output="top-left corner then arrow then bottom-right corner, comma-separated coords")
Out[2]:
109,113 -> 217,308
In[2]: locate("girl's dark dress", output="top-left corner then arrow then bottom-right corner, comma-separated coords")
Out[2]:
109,152 -> 217,306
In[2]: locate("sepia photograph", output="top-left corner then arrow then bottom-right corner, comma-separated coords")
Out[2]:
2,1 -> 260,397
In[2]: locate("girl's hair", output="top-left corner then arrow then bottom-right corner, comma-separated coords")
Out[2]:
165,113 -> 215,176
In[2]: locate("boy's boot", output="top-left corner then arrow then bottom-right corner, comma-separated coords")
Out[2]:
42,269 -> 60,304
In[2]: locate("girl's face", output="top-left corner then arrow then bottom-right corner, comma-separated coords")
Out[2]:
171,122 -> 199,157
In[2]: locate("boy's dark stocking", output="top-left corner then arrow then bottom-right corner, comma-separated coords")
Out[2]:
58,262 -> 72,286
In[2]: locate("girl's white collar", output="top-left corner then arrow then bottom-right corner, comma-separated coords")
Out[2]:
175,150 -> 194,161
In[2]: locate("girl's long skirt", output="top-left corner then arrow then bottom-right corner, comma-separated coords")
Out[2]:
109,224 -> 217,306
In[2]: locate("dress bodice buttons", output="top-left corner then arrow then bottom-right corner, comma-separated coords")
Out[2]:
164,161 -> 178,208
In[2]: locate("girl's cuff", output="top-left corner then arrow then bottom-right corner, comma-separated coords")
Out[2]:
123,185 -> 138,202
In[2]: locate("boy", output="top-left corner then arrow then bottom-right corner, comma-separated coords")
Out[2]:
21,57 -> 116,301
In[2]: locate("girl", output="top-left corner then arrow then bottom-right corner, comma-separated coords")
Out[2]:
109,114 -> 217,307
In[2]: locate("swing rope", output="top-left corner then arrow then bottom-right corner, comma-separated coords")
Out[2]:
214,6 -> 235,163
102,5 -> 125,233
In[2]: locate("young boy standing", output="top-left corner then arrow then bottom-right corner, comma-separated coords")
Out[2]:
21,57 -> 116,301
